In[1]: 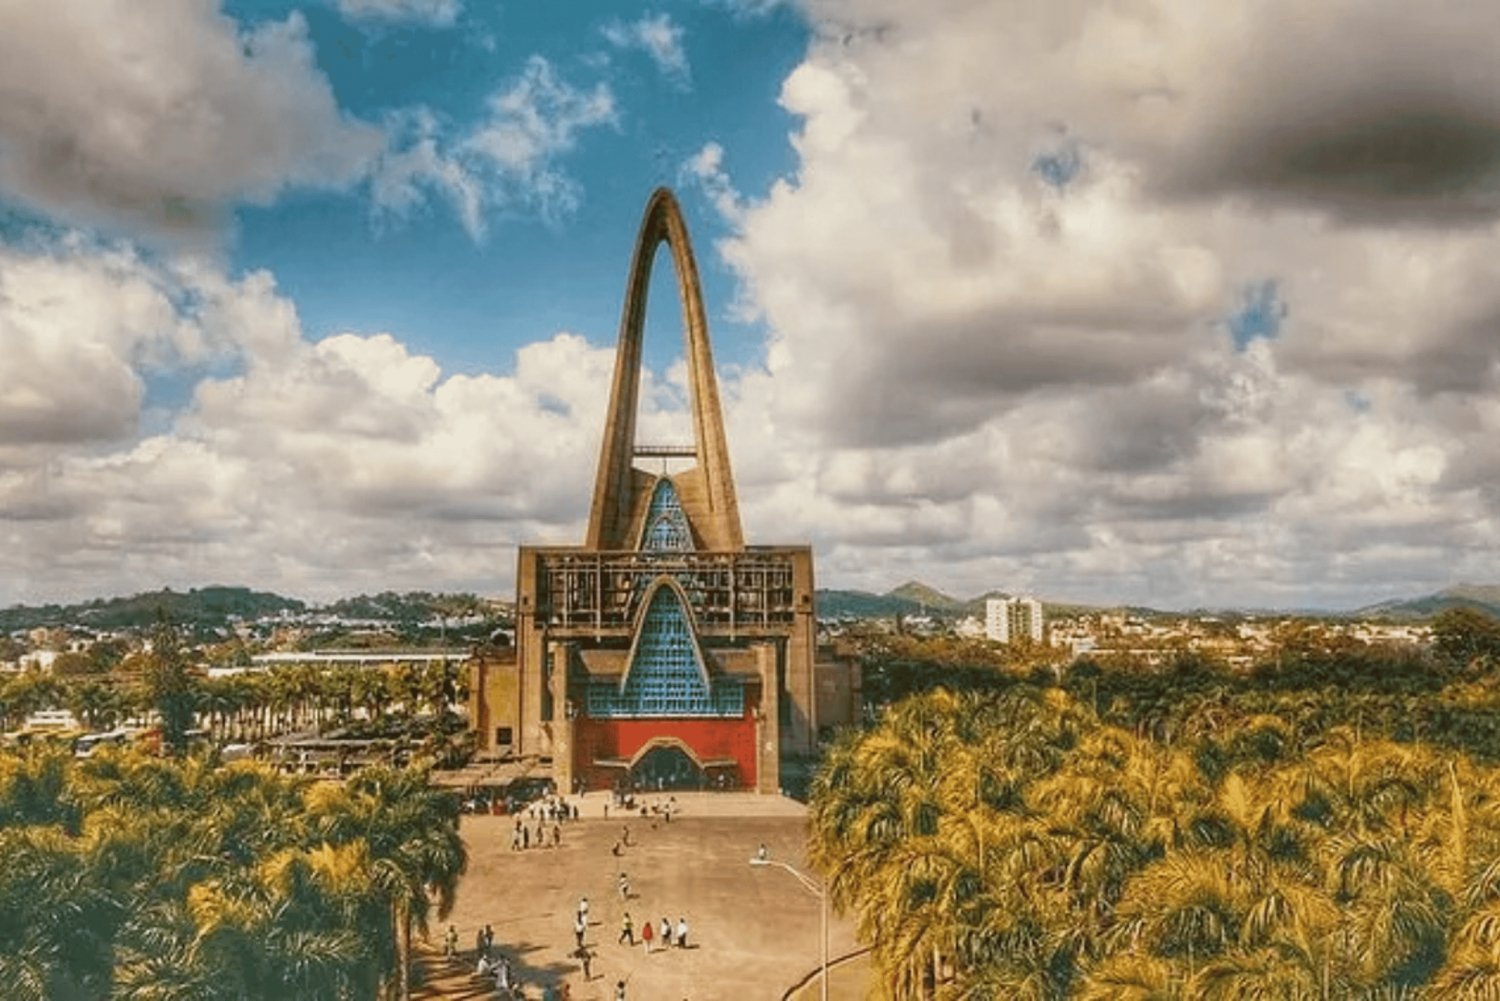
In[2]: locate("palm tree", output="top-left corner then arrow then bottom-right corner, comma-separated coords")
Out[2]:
0,826 -> 121,1000
306,766 -> 466,1000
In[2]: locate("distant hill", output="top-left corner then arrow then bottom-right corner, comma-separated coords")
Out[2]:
817,582 -> 1109,621
816,589 -> 927,620
1355,584 -> 1500,621
0,587 -> 512,635
0,586 -> 305,632
322,591 -> 486,623
887,580 -> 963,611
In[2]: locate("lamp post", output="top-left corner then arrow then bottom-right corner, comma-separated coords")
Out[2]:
751,851 -> 828,1001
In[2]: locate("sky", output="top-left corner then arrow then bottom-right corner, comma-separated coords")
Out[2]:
2,0 -> 1500,611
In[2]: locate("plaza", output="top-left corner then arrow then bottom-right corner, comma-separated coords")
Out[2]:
422,793 -> 864,1000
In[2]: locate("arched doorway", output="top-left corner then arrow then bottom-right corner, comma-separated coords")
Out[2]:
630,743 -> 704,791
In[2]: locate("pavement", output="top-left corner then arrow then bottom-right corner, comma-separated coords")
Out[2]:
416,792 -> 866,1001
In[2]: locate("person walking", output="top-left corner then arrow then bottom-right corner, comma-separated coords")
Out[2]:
659,917 -> 671,952
495,956 -> 511,992
621,824 -> 631,847
617,871 -> 630,901
641,917 -> 654,953
618,911 -> 634,945
475,927 -> 487,958
675,917 -> 688,949
483,924 -> 495,954
443,924 -> 458,959
577,896 -> 590,927
574,914 -> 586,949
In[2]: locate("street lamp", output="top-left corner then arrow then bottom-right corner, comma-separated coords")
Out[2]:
750,850 -> 828,1001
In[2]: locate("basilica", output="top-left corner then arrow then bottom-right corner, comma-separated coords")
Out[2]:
468,189 -> 853,794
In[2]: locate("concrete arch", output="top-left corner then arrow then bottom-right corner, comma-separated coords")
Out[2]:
585,188 -> 744,552
626,735 -> 706,771
616,574 -> 713,693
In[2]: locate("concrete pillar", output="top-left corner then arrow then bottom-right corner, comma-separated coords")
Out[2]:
755,642 -> 781,794
551,642 -> 574,792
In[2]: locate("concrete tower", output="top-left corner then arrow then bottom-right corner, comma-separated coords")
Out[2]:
586,187 -> 744,554
474,189 -> 823,796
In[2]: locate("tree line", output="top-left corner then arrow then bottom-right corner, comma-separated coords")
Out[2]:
1,627 -> 470,756
855,607 -> 1500,765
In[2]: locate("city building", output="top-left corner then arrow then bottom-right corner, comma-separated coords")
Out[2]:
470,189 -> 845,794
985,596 -> 1044,645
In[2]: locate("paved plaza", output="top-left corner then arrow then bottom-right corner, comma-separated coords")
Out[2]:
424,792 -> 866,1001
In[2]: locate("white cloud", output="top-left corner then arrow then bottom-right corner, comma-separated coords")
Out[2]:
603,13 -> 692,88
339,0 -> 462,27
0,2 -> 381,241
689,0 -> 1500,607
0,238 -> 703,605
9,0 -> 1500,611
370,109 -> 487,239
681,143 -> 744,224
372,57 -> 618,238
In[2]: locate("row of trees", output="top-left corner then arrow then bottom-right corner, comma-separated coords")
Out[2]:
856,610 -> 1500,765
0,654 -> 469,747
0,746 -> 464,1000
811,687 -> 1500,999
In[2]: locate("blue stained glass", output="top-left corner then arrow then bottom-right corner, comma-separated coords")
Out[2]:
586,585 -> 742,718
641,478 -> 694,552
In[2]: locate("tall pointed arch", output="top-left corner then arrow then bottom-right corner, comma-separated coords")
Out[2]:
585,188 -> 744,552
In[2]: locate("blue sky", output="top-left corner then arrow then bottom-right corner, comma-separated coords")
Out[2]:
3,0 -> 1500,610
225,0 -> 806,378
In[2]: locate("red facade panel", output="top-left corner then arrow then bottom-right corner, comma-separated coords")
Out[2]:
572,711 -> 759,792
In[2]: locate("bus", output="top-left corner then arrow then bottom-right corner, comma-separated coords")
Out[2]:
74,729 -> 131,758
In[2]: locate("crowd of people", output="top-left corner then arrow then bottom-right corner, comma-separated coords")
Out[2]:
441,790 -> 707,1000
509,793 -> 578,851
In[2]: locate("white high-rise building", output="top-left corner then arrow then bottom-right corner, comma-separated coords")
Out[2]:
985,596 -> 1044,645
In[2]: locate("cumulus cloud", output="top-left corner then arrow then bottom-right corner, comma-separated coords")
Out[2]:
0,2 -> 381,241
9,0 -> 1500,610
603,13 -> 692,88
339,0 -> 462,27
372,57 -> 617,237
0,238 -> 711,605
0,240 -> 199,447
683,0 -> 1500,607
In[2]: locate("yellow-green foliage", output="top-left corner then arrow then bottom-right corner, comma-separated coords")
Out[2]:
0,746 -> 465,1001
811,688 -> 1500,1000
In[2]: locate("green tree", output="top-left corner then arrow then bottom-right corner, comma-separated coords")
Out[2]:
1433,607 -> 1500,670
139,617 -> 200,757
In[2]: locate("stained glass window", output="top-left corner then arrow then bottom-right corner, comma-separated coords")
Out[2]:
586,585 -> 743,718
641,478 -> 694,552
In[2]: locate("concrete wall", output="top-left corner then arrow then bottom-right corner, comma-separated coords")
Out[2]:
468,649 -> 519,757
815,652 -> 862,733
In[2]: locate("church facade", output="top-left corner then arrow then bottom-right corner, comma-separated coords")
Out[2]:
469,188 -> 825,794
